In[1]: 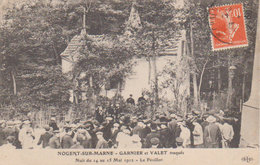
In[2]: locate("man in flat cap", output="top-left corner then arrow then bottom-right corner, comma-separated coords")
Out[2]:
144,122 -> 160,148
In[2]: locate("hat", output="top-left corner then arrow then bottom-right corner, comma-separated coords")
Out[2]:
85,122 -> 92,128
53,130 -> 60,133
170,114 -> 177,119
6,136 -> 15,143
206,115 -> 216,123
76,134 -> 85,142
176,137 -> 183,143
96,131 -> 103,135
150,137 -> 160,145
143,119 -> 151,124
122,129 -> 131,135
6,121 -> 14,126
106,117 -> 113,121
192,110 -> 200,116
13,120 -> 22,125
50,117 -> 56,121
64,124 -> 72,128
44,125 -> 50,131
113,123 -> 120,127
132,134 -> 140,142
23,120 -> 30,124
154,119 -> 161,125
78,129 -> 86,134
177,116 -> 184,122
160,124 -> 167,129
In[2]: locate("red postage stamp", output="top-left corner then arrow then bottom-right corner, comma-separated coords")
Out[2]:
208,4 -> 248,50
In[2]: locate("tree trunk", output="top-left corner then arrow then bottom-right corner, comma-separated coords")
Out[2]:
11,70 -> 17,95
189,24 -> 198,108
152,30 -> 159,107
198,58 -> 208,100
226,53 -> 232,109
217,53 -> 222,92
192,73 -> 198,107
148,56 -> 151,85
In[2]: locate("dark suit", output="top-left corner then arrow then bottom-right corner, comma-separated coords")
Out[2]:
37,131 -> 53,148
61,134 -> 74,149
144,131 -> 160,148
159,128 -> 171,148
168,120 -> 181,148
49,136 -> 60,149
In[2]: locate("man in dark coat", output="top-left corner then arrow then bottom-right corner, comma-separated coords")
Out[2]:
48,130 -> 61,149
204,116 -> 222,148
126,94 -> 135,105
109,123 -> 120,148
3,121 -> 16,139
61,127 -> 74,149
95,106 -> 104,123
144,122 -> 160,148
113,103 -> 122,120
37,125 -> 53,148
49,117 -> 59,131
159,122 -> 171,148
138,93 -> 146,104
0,121 -> 5,146
139,120 -> 151,140
102,117 -> 113,141
167,114 -> 181,148
70,134 -> 84,149
186,114 -> 196,148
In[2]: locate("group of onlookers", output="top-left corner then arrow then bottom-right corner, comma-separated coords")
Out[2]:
0,108 -> 238,149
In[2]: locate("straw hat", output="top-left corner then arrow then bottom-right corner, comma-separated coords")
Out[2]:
170,114 -> 177,119
150,137 -> 160,145
206,115 -> 216,123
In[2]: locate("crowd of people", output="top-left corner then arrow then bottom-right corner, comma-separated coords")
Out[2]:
0,104 -> 239,149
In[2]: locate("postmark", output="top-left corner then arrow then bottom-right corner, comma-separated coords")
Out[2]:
208,4 -> 248,51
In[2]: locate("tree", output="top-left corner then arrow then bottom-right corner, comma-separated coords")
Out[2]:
0,0 -> 72,117
188,0 -> 258,111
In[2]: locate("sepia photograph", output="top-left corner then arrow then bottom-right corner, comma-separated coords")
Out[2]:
0,0 -> 259,164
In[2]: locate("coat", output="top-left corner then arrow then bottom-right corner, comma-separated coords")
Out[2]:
204,123 -> 222,148
144,131 -> 161,148
168,120 -> 181,148
179,125 -> 191,148
96,139 -> 109,149
221,123 -> 234,148
0,128 -> 5,146
61,134 -> 74,149
49,122 -> 59,131
71,143 -> 84,149
116,132 -> 132,149
109,128 -> 119,147
37,131 -> 53,148
48,136 -> 60,149
192,122 -> 203,145
159,128 -> 171,148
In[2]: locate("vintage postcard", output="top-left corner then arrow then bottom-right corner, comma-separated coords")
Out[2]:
0,0 -> 259,165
